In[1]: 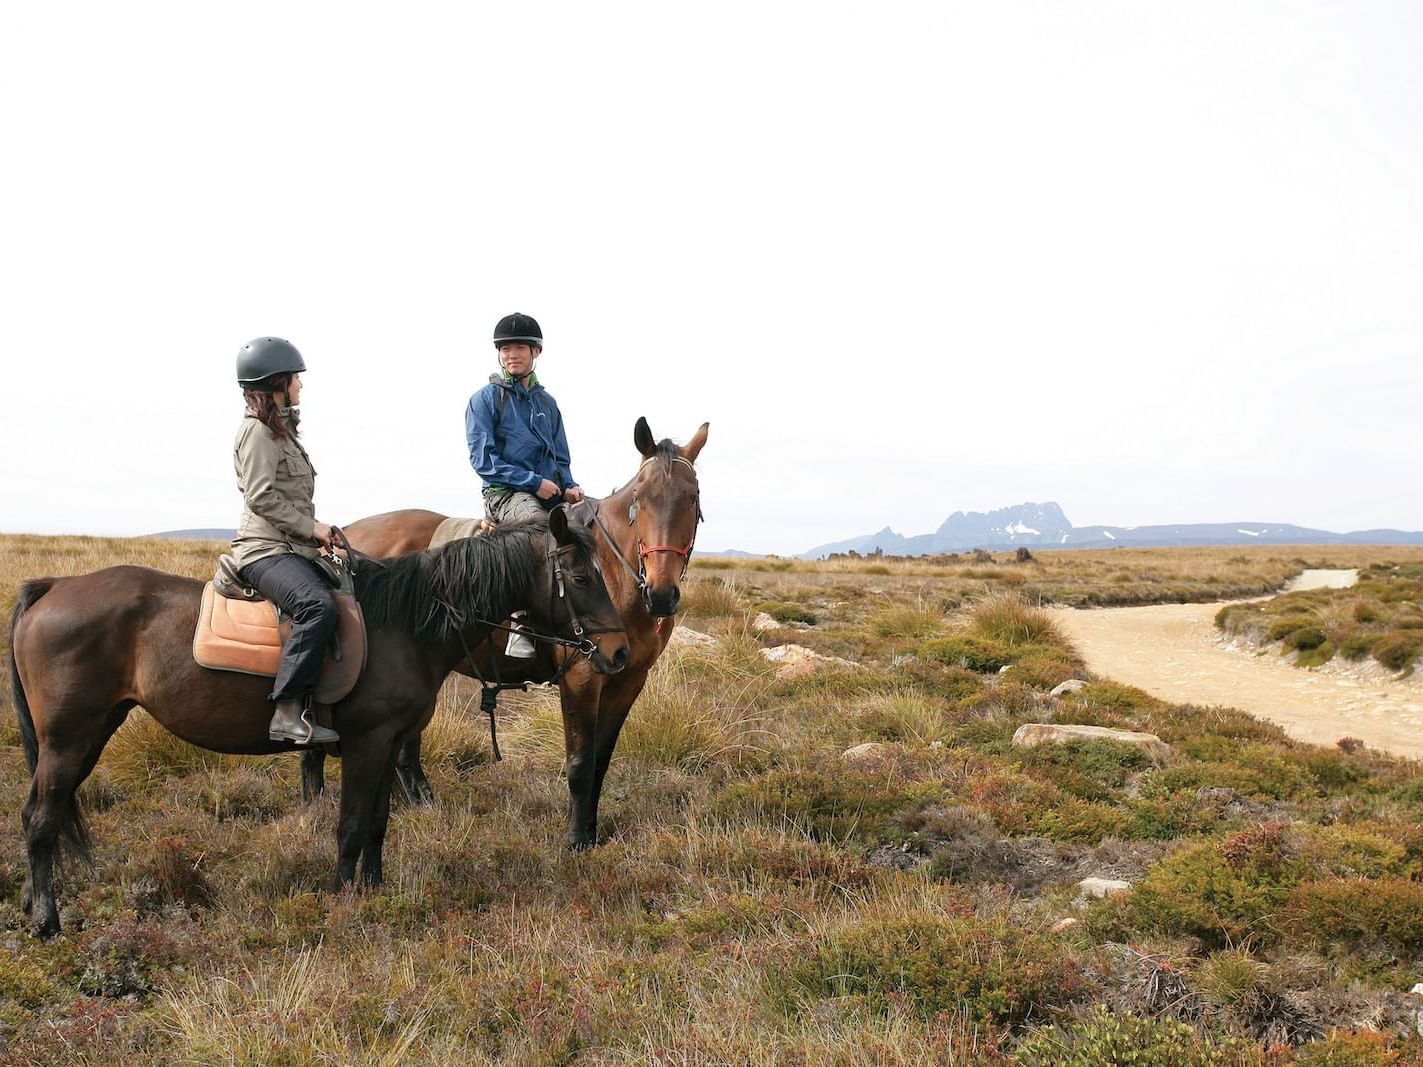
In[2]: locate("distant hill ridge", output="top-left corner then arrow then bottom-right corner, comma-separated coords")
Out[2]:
803,502 -> 1423,558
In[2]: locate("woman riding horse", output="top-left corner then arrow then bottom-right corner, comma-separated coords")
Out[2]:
231,336 -> 341,746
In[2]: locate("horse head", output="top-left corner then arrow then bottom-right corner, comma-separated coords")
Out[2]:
627,416 -> 707,618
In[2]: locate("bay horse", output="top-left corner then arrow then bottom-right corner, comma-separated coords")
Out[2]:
8,508 -> 628,938
305,416 -> 707,850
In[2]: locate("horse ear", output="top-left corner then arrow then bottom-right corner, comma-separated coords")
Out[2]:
634,416 -> 656,458
681,422 -> 709,463
549,504 -> 571,544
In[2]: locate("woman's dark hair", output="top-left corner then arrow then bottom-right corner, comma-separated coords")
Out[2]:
242,372 -> 297,439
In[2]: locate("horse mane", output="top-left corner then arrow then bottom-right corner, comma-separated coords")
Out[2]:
354,515 -> 593,639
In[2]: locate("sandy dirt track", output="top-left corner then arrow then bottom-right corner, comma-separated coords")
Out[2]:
1050,571 -> 1423,760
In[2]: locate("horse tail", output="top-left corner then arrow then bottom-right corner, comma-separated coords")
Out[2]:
9,578 -> 54,775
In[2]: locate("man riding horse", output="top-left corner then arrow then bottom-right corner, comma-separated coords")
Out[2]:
465,312 -> 584,657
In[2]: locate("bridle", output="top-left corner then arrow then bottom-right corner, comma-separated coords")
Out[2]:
591,455 -> 704,597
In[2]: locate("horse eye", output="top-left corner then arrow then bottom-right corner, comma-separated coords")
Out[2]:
572,574 -> 590,587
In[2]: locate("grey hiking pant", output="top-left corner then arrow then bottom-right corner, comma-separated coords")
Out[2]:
483,489 -> 552,524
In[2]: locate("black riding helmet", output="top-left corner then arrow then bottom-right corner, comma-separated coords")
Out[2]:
237,337 -> 306,388
492,313 -> 542,349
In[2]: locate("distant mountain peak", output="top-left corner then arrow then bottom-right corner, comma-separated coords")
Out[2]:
802,503 -> 1423,558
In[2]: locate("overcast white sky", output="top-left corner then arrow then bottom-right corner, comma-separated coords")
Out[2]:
1,2 -> 1419,556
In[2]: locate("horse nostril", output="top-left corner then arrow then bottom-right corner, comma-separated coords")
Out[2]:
612,647 -> 629,671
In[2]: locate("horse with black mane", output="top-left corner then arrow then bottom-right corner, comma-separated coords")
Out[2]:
303,416 -> 707,850
8,508 -> 627,938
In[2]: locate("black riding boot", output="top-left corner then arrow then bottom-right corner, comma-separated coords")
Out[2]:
268,697 -> 340,745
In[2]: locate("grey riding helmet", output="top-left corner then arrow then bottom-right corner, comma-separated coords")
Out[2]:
237,337 -> 306,388
492,313 -> 542,348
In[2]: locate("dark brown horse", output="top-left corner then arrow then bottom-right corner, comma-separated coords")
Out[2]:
305,416 -> 707,850
8,509 -> 628,938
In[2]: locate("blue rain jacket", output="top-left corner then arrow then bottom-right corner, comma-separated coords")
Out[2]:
465,374 -> 578,494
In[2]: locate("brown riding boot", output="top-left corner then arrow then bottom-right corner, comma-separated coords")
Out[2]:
268,697 -> 340,745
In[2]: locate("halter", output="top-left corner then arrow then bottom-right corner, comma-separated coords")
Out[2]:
592,455 -> 704,596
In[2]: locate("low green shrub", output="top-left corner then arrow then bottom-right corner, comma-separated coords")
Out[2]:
1017,738 -> 1152,793
1007,648 -> 1079,690
1106,824 -> 1305,948
776,912 -> 1082,1023
1293,1029 -> 1416,1066
919,635 -> 1013,673
711,767 -> 939,842
1283,877 -> 1423,953
758,600 -> 817,625
1287,626 -> 1327,651
1014,1006 -> 1258,1066
1372,634 -> 1422,673
1074,680 -> 1156,710
1029,797 -> 1129,842
1339,632 -> 1376,660
0,952 -> 58,1010
1126,788 -> 1226,839
1267,616 -> 1315,642
1353,599 -> 1382,623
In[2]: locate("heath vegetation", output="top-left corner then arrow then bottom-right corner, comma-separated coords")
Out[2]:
3,535 -> 1423,1062
1217,562 -> 1423,675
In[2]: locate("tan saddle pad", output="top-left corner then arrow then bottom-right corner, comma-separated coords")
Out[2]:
192,582 -> 367,705
430,515 -> 495,548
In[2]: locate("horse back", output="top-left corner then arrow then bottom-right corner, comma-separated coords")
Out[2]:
343,509 -> 448,558
13,566 -> 201,677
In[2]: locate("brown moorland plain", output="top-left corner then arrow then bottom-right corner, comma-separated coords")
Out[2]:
5,535 -> 1423,1063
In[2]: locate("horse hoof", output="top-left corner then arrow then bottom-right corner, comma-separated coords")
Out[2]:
398,774 -> 435,808
34,918 -> 60,941
566,835 -> 595,853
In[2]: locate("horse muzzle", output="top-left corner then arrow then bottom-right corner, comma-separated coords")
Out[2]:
590,642 -> 630,675
643,585 -> 681,618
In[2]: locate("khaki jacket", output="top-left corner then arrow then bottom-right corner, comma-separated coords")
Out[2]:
231,412 -> 320,570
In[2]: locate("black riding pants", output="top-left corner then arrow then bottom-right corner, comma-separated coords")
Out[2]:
239,553 -> 338,702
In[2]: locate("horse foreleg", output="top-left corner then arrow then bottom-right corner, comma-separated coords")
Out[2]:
300,749 -> 326,805
561,689 -> 602,852
581,673 -> 644,845
394,735 -> 434,807
333,736 -> 398,889
359,748 -> 402,887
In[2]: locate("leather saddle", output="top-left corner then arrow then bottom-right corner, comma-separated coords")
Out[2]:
192,554 -> 366,705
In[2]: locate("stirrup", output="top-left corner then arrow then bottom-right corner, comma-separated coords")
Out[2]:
269,699 -> 340,746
